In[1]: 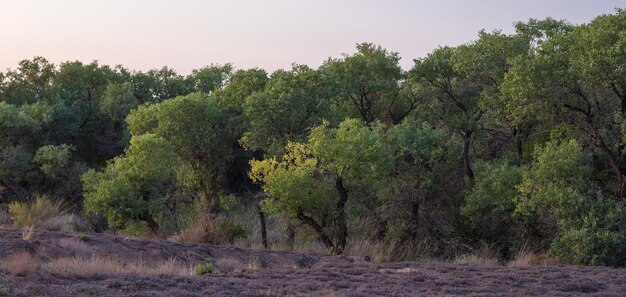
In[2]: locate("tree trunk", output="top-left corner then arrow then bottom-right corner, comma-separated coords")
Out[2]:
296,210 -> 336,253
208,174 -> 221,213
334,177 -> 349,255
511,127 -> 524,161
462,131 -> 475,184
595,136 -> 626,201
286,223 -> 295,250
374,218 -> 388,241
258,203 -> 268,249
408,178 -> 421,240
140,213 -> 163,238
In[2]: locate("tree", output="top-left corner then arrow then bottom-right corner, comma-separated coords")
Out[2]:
0,57 -> 56,104
320,43 -> 412,124
100,82 -> 138,123
189,64 -> 233,94
453,30 -> 531,160
383,119 -> 458,241
250,119 -> 392,254
516,139 -> 625,266
83,134 -> 178,233
409,46 -> 481,182
461,159 -> 523,246
131,67 -> 191,103
242,65 -> 331,156
503,10 -> 626,199
127,93 -> 240,213
214,68 -> 268,112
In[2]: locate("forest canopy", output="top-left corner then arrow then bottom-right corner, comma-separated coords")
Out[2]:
1,10 -> 624,266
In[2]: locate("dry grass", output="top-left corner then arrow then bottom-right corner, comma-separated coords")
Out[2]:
345,238 -> 390,263
179,213 -> 246,245
509,251 -> 559,267
453,254 -> 500,265
245,252 -> 265,270
2,252 -> 38,276
42,214 -> 86,232
44,256 -> 191,279
215,258 -> 243,273
56,238 -> 92,258
318,292 -> 345,297
21,225 -> 34,240
453,245 -> 500,265
0,208 -> 10,225
179,215 -> 221,243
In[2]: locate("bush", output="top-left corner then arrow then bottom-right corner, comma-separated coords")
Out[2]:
516,139 -> 626,266
121,221 -> 152,238
2,252 -> 38,276
549,196 -> 626,266
461,160 -> 523,242
194,263 -> 213,275
8,197 -> 59,228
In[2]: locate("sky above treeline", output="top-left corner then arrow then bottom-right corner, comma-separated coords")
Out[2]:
0,0 -> 623,74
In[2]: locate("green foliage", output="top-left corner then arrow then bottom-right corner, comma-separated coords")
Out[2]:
516,138 -> 625,266
127,92 -> 239,212
194,263 -> 213,275
550,195 -> 625,266
121,221 -> 152,237
462,160 -> 523,238
0,145 -> 31,181
189,64 -> 233,94
251,119 -> 391,254
100,82 -> 138,123
8,197 -> 59,227
34,144 -> 74,178
214,68 -> 268,111
242,65 -> 331,155
131,67 -> 190,103
82,134 -> 178,229
516,139 -> 589,222
320,43 -> 405,124
219,220 -> 249,244
1,10 -> 626,268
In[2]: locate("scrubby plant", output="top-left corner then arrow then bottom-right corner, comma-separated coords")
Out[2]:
8,197 -> 60,228
193,262 -> 213,275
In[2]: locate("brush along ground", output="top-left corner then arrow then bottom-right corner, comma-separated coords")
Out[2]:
0,229 -> 624,296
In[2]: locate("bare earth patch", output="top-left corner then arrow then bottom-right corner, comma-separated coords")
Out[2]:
0,229 -> 624,296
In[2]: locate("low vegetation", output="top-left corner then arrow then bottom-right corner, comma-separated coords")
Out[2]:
193,263 -> 213,275
44,257 -> 190,279
8,197 -> 59,228
2,252 -> 38,277
0,10 -> 624,267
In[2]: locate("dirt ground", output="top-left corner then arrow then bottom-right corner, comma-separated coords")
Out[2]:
0,228 -> 624,296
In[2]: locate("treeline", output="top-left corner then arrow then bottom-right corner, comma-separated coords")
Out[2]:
1,10 -> 625,266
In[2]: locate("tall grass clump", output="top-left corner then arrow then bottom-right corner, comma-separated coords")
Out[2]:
8,197 -> 60,228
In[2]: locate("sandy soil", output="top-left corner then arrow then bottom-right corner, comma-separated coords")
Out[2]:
0,228 -> 624,296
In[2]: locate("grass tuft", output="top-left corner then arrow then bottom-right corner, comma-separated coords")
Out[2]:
2,252 -> 38,276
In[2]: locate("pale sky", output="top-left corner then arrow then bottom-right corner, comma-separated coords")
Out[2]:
0,0 -> 623,74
